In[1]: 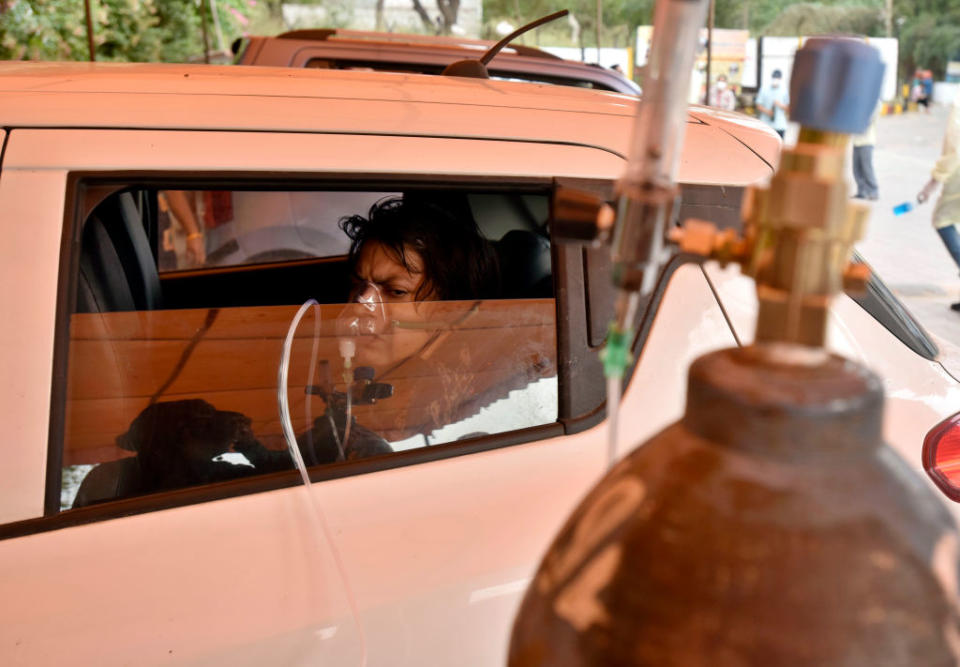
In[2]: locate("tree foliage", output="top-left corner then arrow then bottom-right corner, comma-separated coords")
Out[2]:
7,0 -> 960,79
0,0 -> 266,61
899,14 -> 960,78
763,3 -> 884,36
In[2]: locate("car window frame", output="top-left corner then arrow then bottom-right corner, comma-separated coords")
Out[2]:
0,120 -> 630,534
36,172 -> 567,529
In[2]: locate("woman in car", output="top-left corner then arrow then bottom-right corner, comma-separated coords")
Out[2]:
341,196 -> 500,304
338,196 -> 501,368
337,196 -> 506,439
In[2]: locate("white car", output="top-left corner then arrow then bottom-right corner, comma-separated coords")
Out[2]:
0,61 -> 955,667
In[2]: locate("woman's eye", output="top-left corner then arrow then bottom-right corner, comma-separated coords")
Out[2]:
390,289 -> 408,298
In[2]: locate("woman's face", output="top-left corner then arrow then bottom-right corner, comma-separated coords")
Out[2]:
345,241 -> 437,369
350,241 -> 432,304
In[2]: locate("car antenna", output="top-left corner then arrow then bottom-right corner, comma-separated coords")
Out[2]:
442,9 -> 569,79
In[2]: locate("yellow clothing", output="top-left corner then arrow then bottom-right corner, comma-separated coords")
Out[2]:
933,97 -> 960,229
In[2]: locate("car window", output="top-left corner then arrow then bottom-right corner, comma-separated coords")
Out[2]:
61,186 -> 558,510
303,58 -> 624,93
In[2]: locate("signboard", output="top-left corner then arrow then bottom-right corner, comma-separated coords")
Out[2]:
635,26 -> 748,103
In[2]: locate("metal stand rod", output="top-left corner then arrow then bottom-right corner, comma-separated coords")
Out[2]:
83,0 -> 96,62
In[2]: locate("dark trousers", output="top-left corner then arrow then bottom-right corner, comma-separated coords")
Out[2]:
937,225 -> 960,273
852,145 -> 878,198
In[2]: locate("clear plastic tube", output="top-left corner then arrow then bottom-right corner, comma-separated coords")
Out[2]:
606,374 -> 622,469
611,0 -> 710,299
278,299 -> 367,665
604,0 -> 710,470
342,386 -> 353,457
279,299 -> 321,485
305,299 -> 324,464
622,0 -> 710,189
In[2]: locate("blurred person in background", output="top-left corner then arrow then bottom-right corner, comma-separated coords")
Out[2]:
852,103 -> 880,201
708,73 -> 736,112
912,69 -> 934,113
756,69 -> 789,138
918,93 -> 960,311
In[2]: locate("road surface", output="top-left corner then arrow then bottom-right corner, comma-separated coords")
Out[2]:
845,103 -> 960,377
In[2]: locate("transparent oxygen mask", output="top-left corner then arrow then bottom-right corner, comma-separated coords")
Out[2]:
341,281 -> 390,337
285,290 -> 558,448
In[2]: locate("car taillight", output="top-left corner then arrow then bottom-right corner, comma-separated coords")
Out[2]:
922,412 -> 960,502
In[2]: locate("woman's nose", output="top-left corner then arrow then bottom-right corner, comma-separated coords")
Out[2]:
352,281 -> 382,307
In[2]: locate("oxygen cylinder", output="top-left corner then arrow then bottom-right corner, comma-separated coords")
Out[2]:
509,38 -> 960,666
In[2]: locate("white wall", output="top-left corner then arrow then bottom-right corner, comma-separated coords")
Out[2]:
934,82 -> 960,105
755,36 -> 898,102
539,46 -> 630,71
743,37 -> 758,88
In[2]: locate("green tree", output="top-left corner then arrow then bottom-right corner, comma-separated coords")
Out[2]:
763,3 -> 884,36
0,0 -> 266,62
899,13 -> 960,78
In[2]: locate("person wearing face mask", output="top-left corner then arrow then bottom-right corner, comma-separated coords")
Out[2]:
335,196 -> 504,441
708,74 -> 736,112
336,197 -> 501,368
340,197 -> 501,306
756,69 -> 790,139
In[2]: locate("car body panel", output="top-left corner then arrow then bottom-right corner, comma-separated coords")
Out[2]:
0,486 -> 365,665
0,62 -> 775,187
0,165 -> 63,524
688,105 -> 781,171
3,129 -> 624,180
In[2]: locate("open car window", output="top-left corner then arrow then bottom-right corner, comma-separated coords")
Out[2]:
61,186 -> 558,511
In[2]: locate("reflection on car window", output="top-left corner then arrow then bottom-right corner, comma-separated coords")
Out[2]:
301,58 -> 620,93
61,187 -> 557,509
158,190 -> 392,272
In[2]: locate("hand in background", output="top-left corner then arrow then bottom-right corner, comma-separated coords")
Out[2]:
918,179 -> 939,204
186,234 -> 206,266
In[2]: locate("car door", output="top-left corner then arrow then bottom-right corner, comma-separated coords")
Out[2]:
0,126 -> 740,666
0,129 -> 369,666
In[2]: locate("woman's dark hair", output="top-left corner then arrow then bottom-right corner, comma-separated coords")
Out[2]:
340,196 -> 500,301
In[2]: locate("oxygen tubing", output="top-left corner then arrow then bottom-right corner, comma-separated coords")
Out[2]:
278,299 -> 367,665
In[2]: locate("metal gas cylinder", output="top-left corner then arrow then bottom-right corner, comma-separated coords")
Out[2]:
509,346 -> 960,665
509,37 -> 960,666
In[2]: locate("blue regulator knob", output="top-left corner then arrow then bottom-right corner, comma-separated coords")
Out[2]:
789,37 -> 885,134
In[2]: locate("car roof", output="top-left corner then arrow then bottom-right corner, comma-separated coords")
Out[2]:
274,28 -> 562,60
0,62 -> 777,185
242,31 -> 641,95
